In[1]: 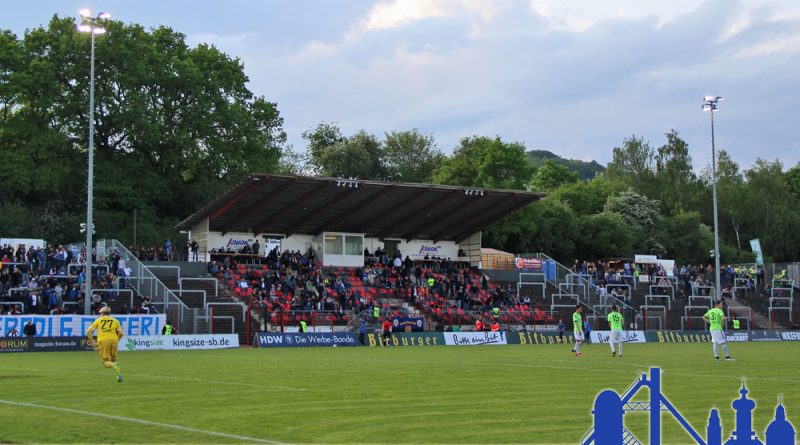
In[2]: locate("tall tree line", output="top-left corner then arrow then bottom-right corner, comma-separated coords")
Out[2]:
2,16 -> 799,264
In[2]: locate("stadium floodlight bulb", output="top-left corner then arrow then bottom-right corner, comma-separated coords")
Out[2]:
79,8 -> 91,17
92,27 -> 106,34
98,12 -> 111,19
704,95 -> 716,101
77,23 -> 92,33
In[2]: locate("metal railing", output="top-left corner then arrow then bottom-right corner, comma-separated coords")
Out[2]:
99,240 -> 210,335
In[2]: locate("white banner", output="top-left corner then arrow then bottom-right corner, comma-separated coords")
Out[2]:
443,331 -> 507,346
1,238 -> 45,250
590,330 -> 647,344
121,334 -> 239,351
0,314 -> 165,337
634,254 -> 658,264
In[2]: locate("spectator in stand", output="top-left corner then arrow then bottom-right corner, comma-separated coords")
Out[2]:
190,240 -> 199,262
557,318 -> 565,343
165,239 -> 173,261
23,320 -> 37,337
490,320 -> 501,331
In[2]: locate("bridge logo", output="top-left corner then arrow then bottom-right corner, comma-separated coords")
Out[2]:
583,367 -> 795,445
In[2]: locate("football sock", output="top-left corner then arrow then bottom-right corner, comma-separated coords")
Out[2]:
722,344 -> 730,357
618,342 -> 623,356
713,343 -> 719,358
609,342 -> 615,354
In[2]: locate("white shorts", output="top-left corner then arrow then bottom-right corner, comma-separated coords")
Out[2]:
609,330 -> 623,343
711,330 -> 726,344
574,331 -> 585,342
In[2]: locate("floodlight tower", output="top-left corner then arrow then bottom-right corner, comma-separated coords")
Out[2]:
702,95 -> 723,301
77,9 -> 111,314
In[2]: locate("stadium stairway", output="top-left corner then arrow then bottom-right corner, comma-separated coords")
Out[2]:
157,276 -> 249,344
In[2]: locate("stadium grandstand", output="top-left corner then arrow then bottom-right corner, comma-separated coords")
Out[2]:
2,175 -> 798,345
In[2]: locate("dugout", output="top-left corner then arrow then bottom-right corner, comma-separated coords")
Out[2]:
176,174 -> 544,267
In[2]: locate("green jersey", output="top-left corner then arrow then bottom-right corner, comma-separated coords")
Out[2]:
572,312 -> 583,333
608,312 -> 623,331
704,307 -> 725,331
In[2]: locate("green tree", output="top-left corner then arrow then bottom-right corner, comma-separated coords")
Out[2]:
529,160 -> 578,192
303,122 -> 345,174
321,130 -> 387,180
603,191 -> 661,232
574,212 -> 633,260
383,129 -> 443,183
654,130 -> 699,214
0,16 -> 286,245
741,159 -> 800,261
606,135 -> 655,194
432,136 -> 533,189
550,176 -> 614,215
787,163 -> 800,198
484,198 -> 576,261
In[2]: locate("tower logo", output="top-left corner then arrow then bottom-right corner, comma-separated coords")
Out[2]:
582,368 -> 795,445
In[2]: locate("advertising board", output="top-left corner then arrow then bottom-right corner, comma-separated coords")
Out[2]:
392,317 -> 424,332
590,330 -> 647,344
515,257 -> 542,270
0,314 -> 165,337
256,332 -> 359,348
364,332 -> 444,347
121,334 -> 239,351
443,331 -> 507,346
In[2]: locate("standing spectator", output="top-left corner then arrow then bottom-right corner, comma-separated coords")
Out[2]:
359,318 -> 367,346
381,318 -> 393,347
165,239 -> 173,261
161,320 -> 177,335
23,321 -> 37,337
584,319 -> 592,344
190,240 -> 199,262
557,318 -> 565,343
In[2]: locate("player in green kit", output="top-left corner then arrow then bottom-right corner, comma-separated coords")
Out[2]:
607,305 -> 624,358
571,305 -> 584,356
703,300 -> 734,361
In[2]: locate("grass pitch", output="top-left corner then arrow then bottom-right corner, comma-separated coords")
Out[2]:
0,342 -> 797,444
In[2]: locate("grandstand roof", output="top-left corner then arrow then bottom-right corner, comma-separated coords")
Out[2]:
176,174 -> 545,242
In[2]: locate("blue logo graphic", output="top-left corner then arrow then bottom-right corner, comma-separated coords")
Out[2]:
582,367 -> 795,445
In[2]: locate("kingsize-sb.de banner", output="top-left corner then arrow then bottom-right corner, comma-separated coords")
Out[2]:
121,334 -> 240,351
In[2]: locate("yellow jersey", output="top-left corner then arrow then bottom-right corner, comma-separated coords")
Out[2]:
87,315 -> 123,342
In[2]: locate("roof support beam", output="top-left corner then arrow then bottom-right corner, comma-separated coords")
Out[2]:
307,185 -> 396,235
427,197 -> 498,242
251,181 -> 330,235
452,197 -> 536,243
281,187 -> 357,237
355,187 -> 431,235
219,177 -> 297,235
400,188 -> 464,240
209,175 -> 268,221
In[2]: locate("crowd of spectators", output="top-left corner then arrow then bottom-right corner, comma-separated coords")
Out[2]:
0,242 -> 147,315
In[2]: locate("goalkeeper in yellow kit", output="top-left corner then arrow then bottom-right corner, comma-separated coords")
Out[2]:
86,306 -> 124,382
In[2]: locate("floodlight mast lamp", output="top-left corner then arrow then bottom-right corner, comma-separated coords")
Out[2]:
702,95 -> 723,301
77,10 -> 110,315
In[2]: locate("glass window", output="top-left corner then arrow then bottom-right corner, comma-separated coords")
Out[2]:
345,236 -> 363,256
324,235 -> 343,255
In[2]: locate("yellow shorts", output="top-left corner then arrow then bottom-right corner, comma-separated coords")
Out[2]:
98,338 -> 119,364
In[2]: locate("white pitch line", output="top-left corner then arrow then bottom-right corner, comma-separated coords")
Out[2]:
0,399 -> 289,445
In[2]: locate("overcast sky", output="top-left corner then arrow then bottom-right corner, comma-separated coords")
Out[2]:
5,0 -> 800,171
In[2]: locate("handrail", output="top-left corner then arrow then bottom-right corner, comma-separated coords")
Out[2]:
104,240 -> 189,311
179,277 -> 219,297
535,252 -> 638,318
